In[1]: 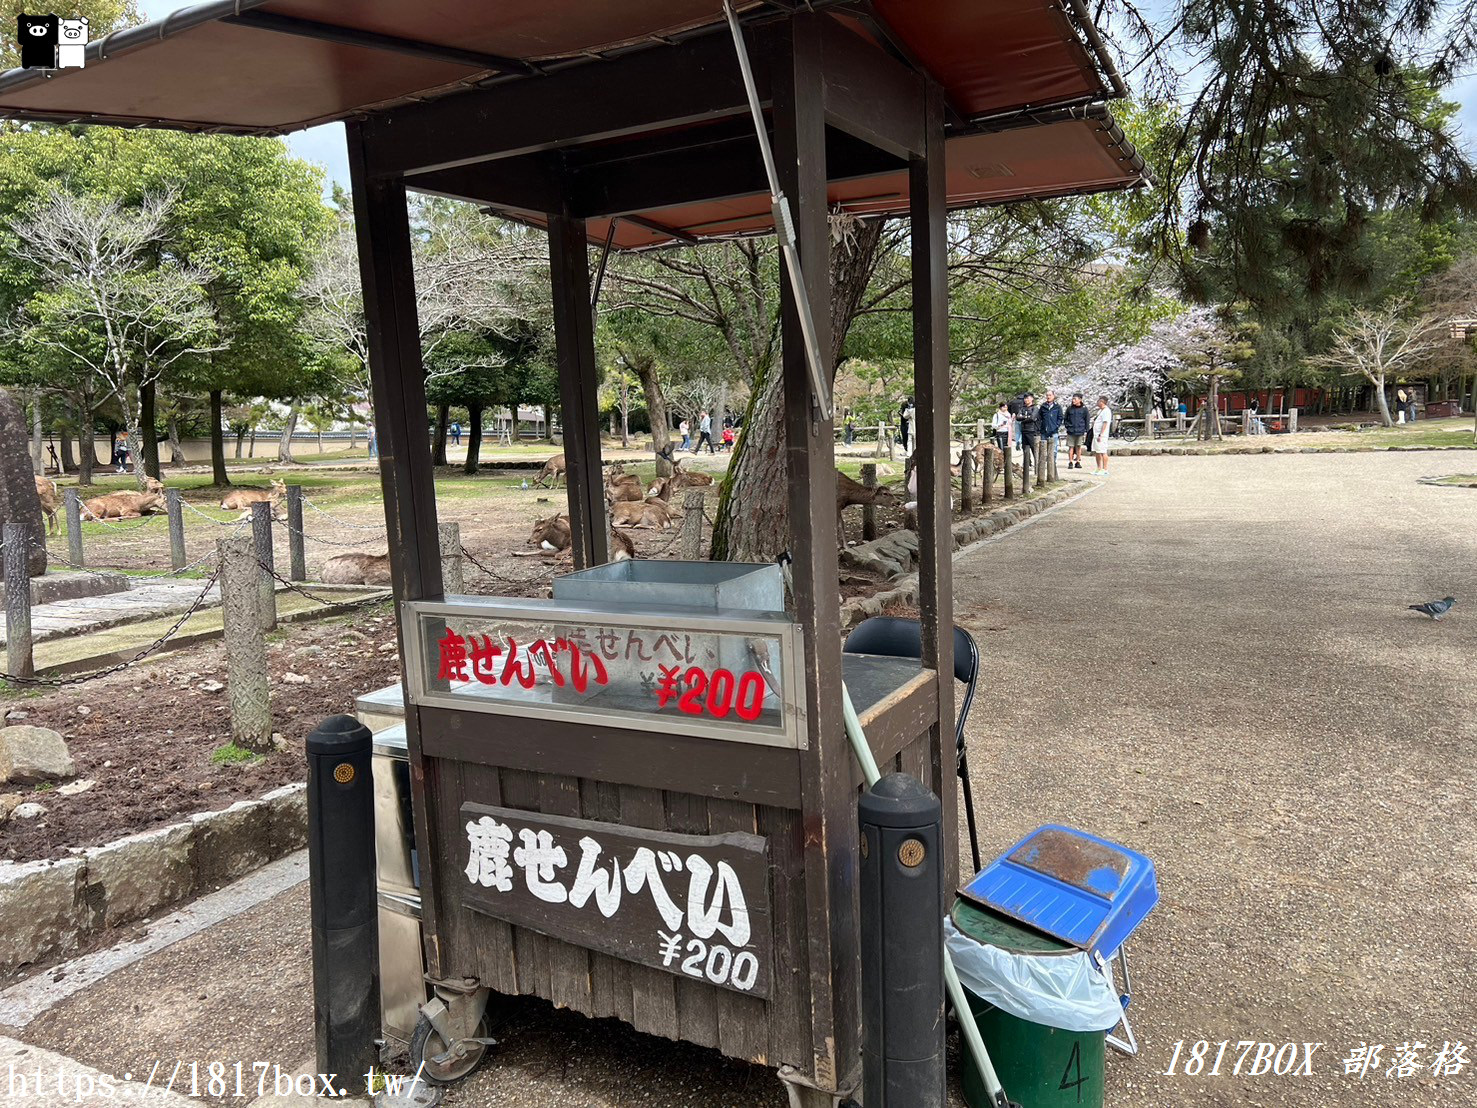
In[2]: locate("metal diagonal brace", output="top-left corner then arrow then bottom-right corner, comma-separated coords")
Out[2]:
722,0 -> 833,422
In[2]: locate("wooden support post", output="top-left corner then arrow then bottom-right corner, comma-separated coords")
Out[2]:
1289,407 -> 1298,433
1242,409 -> 1250,436
886,427 -> 896,461
1037,439 -> 1049,486
959,449 -> 973,513
1003,442 -> 1015,499
166,488 -> 186,572
1020,438 -> 1033,496
251,501 -> 276,631
1177,409 -> 1186,434
860,463 -> 878,541
5,523 -> 33,680
982,448 -> 995,504
219,531 -> 271,751
910,79 -> 958,894
347,122 -> 446,974
64,488 -> 83,568
1047,435 -> 1059,481
679,490 -> 704,559
549,213 -> 607,569
439,522 -> 463,594
774,16 -> 854,1091
287,485 -> 307,582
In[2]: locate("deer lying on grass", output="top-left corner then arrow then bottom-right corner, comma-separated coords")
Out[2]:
220,479 -> 286,515
611,498 -> 674,529
605,463 -> 646,503
34,475 -> 59,535
320,552 -> 392,585
81,490 -> 166,520
519,514 -> 636,559
533,453 -> 566,488
649,448 -> 715,501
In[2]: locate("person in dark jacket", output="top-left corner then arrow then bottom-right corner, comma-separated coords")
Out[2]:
1039,390 -> 1064,460
1018,392 -> 1041,448
1062,393 -> 1091,469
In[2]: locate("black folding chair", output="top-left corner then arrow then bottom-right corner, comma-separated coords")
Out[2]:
843,616 -> 984,874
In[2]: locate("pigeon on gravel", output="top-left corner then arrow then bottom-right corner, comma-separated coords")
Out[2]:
1408,596 -> 1456,620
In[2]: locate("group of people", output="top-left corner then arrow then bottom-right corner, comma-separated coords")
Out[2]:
676,411 -> 736,453
991,389 -> 1115,475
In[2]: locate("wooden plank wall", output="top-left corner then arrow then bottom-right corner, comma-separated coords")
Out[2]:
428,755 -> 812,1067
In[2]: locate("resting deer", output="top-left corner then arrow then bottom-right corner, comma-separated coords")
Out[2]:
221,479 -> 286,515
605,464 -> 645,503
520,513 -> 634,559
650,448 -> 714,499
321,552 -> 392,585
81,490 -> 166,520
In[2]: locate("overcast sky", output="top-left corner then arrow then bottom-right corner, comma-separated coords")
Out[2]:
133,0 -> 1477,198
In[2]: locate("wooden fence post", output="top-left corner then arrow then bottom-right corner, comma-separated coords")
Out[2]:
1047,434 -> 1059,481
1288,407 -> 1298,434
218,531 -> 271,751
1020,438 -> 1033,495
64,488 -> 84,568
1241,409 -> 1250,436
874,423 -> 885,459
976,418 -> 987,446
861,463 -> 878,541
982,447 -> 995,504
251,501 -> 276,631
287,485 -> 307,582
680,490 -> 705,559
166,488 -> 186,572
1003,442 -> 1015,500
439,521 -> 463,594
5,523 -> 33,680
1036,440 -> 1049,485
959,450 -> 973,513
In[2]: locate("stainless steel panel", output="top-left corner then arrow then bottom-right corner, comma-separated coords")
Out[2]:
377,892 -> 426,1045
373,738 -> 418,898
551,559 -> 784,613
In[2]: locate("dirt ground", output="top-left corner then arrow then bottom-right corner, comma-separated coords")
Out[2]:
0,606 -> 398,867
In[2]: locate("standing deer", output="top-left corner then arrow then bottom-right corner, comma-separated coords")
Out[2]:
533,453 -> 566,488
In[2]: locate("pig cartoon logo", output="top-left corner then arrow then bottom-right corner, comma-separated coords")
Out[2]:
16,13 -> 58,69
56,16 -> 86,67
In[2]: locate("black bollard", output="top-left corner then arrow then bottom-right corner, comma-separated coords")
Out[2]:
859,773 -> 946,1107
307,715 -> 379,1095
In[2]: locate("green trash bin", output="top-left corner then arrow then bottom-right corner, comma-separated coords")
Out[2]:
951,899 -> 1106,1108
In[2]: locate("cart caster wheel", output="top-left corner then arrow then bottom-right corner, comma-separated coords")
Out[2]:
409,1013 -> 492,1084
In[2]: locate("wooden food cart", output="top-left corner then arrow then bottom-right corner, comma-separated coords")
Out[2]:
0,2 -> 1144,1101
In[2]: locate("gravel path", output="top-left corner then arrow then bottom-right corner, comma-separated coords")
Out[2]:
951,451 -> 1477,1107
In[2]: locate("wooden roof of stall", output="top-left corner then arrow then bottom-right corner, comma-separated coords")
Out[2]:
0,0 -> 1147,247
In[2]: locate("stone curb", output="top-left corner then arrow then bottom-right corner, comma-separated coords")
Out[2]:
840,481 -> 1089,628
0,782 -> 307,977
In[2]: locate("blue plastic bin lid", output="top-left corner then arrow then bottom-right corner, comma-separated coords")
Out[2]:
959,824 -> 1158,958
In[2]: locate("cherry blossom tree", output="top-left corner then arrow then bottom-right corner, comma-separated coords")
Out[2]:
1308,305 -> 1442,427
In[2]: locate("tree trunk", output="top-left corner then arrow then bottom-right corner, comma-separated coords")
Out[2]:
58,424 -> 75,474
542,403 -> 553,442
140,380 -> 161,479
432,402 -> 449,465
249,427 -> 257,456
711,217 -> 885,561
209,389 -> 230,486
629,352 -> 672,476
122,382 -> 149,489
30,391 -> 43,475
463,404 -> 483,475
1371,374 -> 1394,426
166,413 -> 186,464
77,390 -> 96,486
619,379 -> 630,448
277,402 -> 300,463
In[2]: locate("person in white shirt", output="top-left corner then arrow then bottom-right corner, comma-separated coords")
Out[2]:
1091,395 -> 1113,475
990,402 -> 1012,453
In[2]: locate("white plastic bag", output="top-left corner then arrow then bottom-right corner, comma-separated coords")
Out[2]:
944,917 -> 1124,1033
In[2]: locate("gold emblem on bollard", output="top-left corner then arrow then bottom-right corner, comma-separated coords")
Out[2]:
333,763 -> 355,784
898,839 -> 925,868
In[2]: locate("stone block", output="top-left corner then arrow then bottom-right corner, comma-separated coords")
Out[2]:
0,857 -> 83,974
192,799 -> 275,888
82,821 -> 196,928
262,783 -> 308,855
